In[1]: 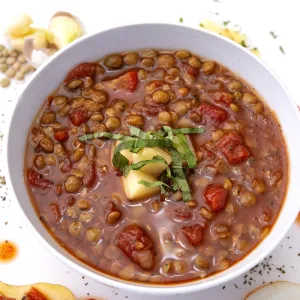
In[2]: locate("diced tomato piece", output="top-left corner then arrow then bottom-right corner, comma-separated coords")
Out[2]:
54,129 -> 69,141
217,130 -> 242,147
65,63 -> 100,82
116,224 -> 154,270
0,296 -> 16,300
195,102 -> 227,123
217,131 -> 250,164
26,287 -> 48,300
65,196 -> 75,206
83,161 -> 96,187
144,105 -> 166,115
212,91 -> 233,106
204,184 -> 228,212
50,202 -> 61,222
54,184 -> 62,196
27,168 -> 53,189
69,107 -> 88,126
186,65 -> 199,76
152,80 -> 165,88
47,95 -> 54,108
104,71 -> 138,93
181,224 -> 203,246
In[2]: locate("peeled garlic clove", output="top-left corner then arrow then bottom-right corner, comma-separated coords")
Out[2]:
10,37 -> 25,51
10,28 -> 48,53
27,28 -> 49,49
24,38 -> 55,68
245,281 -> 300,300
49,12 -> 83,49
5,14 -> 34,37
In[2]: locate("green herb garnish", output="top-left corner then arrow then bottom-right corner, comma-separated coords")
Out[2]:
199,23 -> 204,28
223,20 -> 230,26
270,31 -> 277,39
130,156 -> 167,171
241,40 -> 247,48
179,17 -> 184,23
80,126 -> 205,202
279,46 -> 285,54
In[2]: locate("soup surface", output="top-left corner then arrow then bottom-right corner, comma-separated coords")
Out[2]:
25,49 -> 287,283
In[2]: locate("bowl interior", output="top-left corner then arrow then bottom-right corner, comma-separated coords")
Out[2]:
6,24 -> 300,295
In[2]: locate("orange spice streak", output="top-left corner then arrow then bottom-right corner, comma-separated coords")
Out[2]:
0,240 -> 18,262
295,212 -> 300,225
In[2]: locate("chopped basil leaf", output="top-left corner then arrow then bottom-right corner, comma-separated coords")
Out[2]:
79,125 -> 205,202
279,46 -> 285,54
79,131 -> 131,142
176,134 -> 197,169
130,156 -> 167,171
270,31 -> 277,39
138,180 -> 171,191
170,149 -> 192,202
129,126 -> 148,139
171,127 -> 205,134
130,148 -> 142,154
179,17 -> 184,23
223,20 -> 230,26
112,138 -> 172,172
241,40 -> 247,48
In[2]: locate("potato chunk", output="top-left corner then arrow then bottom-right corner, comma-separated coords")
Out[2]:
123,170 -> 160,201
133,147 -> 172,177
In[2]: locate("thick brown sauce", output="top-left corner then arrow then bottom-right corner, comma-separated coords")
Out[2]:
0,240 -> 18,262
25,49 -> 288,284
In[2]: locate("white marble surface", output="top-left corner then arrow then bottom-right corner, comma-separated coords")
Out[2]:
0,0 -> 300,299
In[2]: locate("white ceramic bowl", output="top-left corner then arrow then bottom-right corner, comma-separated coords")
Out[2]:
5,24 -> 300,295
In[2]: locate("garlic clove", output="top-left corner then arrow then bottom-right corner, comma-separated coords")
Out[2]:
5,14 -> 34,37
49,12 -> 84,49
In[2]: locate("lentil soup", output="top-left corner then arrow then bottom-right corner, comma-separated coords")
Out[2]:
25,49 -> 287,283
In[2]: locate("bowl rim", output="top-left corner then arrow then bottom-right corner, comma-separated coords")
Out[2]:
4,23 -> 300,295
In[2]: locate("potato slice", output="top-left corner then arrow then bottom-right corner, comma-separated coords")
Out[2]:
133,147 -> 172,177
245,281 -> 300,300
123,170 -> 160,201
0,282 -> 75,300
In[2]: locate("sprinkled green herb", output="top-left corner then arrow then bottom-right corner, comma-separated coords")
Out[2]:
199,23 -> 204,28
223,20 -> 230,26
270,31 -> 277,39
0,176 -> 6,185
179,17 -> 183,23
241,40 -> 247,47
279,46 -> 285,54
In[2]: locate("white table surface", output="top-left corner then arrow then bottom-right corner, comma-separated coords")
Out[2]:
0,0 -> 300,299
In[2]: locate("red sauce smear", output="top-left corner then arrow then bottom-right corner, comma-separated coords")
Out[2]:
0,240 -> 18,262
